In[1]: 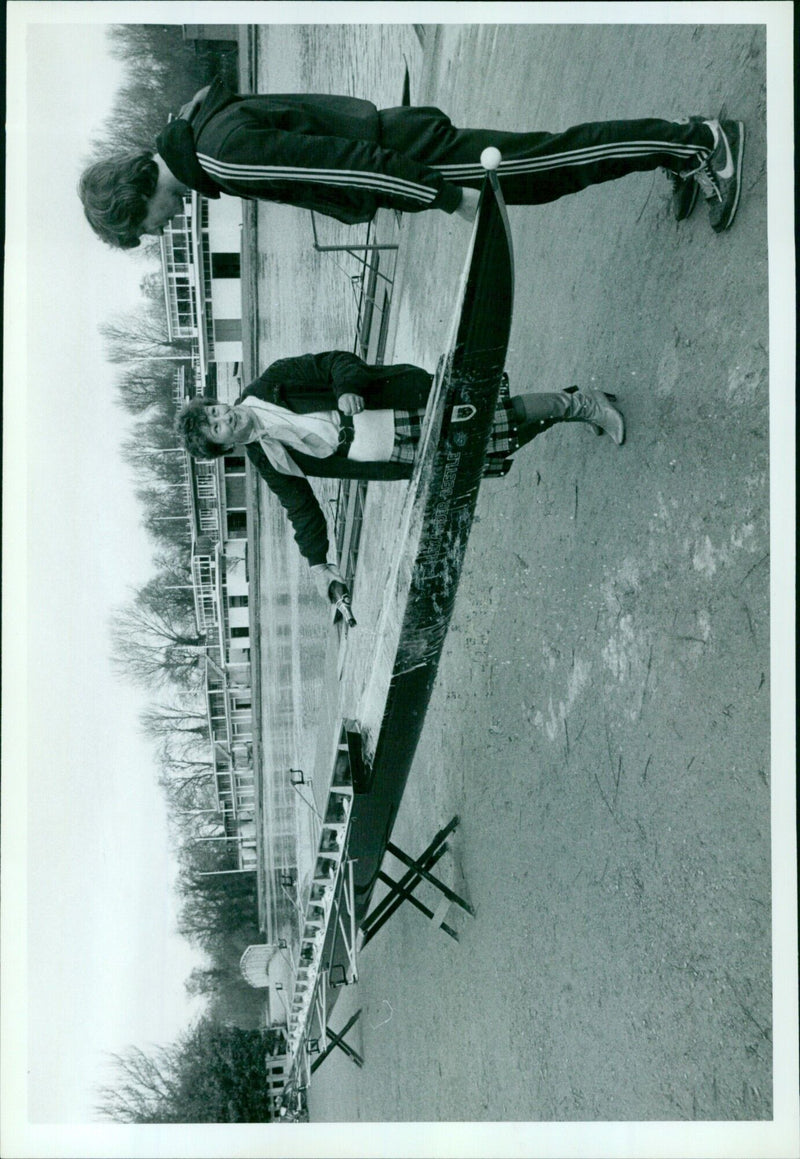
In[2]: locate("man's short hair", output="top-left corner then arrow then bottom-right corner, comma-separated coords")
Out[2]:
78,152 -> 159,249
177,397 -> 230,459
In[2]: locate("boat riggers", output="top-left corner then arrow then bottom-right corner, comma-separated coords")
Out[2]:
359,816 -> 475,948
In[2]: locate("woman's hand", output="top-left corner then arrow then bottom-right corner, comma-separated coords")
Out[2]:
338,393 -> 365,415
310,561 -> 346,600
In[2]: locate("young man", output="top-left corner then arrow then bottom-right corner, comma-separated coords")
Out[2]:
80,78 -> 744,248
176,349 -> 625,604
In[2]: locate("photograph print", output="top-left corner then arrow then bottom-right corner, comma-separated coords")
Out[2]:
3,4 -> 797,1158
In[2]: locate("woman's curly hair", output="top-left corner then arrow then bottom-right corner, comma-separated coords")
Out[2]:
78,152 -> 159,249
176,397 -> 229,459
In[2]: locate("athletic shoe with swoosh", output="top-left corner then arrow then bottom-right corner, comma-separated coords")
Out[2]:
663,115 -> 706,220
666,168 -> 699,221
693,119 -> 745,232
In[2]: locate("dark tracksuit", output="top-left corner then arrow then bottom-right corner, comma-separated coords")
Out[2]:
156,78 -> 716,223
238,351 -> 433,567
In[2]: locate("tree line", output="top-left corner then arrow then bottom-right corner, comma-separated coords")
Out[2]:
95,26 -> 274,1123
96,1018 -> 284,1123
102,294 -> 270,1110
88,24 -> 237,160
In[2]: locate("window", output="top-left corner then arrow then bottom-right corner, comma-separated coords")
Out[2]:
225,477 -> 247,509
214,318 -> 242,343
231,626 -> 249,639
224,455 -> 246,473
211,252 -> 241,279
208,691 -> 226,718
229,595 -> 249,608
226,511 -> 248,537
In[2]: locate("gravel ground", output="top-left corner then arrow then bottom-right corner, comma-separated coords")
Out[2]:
303,22 -> 785,1138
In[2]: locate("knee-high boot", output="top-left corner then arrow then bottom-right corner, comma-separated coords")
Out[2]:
512,386 -> 625,447
562,387 -> 625,445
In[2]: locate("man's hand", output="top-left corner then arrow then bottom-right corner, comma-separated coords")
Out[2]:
454,187 -> 480,223
338,393 -> 365,415
178,86 -> 210,121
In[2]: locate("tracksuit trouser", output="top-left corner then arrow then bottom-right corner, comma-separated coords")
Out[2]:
378,109 -> 715,205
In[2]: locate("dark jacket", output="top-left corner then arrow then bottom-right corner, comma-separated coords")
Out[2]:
156,78 -> 462,224
239,351 -> 433,567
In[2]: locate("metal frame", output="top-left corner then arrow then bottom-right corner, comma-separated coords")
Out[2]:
310,1008 -> 363,1075
309,211 -> 399,257
329,857 -> 359,988
360,816 -> 474,947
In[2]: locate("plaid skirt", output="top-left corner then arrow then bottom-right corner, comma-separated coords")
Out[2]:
390,375 -> 518,478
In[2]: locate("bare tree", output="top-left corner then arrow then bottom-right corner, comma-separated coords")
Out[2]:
96,1018 -> 278,1123
88,25 -> 218,161
122,435 -> 187,490
175,853 -> 260,953
97,1042 -> 181,1123
162,779 -> 219,826
159,765 -> 218,819
114,360 -> 189,416
140,699 -> 209,741
110,592 -> 205,690
151,546 -> 194,588
100,305 -> 194,364
139,269 -> 167,308
141,574 -> 196,630
185,966 -> 233,998
135,483 -> 191,548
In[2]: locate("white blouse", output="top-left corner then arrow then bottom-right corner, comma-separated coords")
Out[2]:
240,398 -> 395,477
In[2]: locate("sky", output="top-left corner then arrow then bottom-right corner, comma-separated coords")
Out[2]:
5,15 -> 206,1127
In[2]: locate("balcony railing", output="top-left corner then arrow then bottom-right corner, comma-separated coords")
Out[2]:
198,508 -> 221,537
192,555 -> 219,633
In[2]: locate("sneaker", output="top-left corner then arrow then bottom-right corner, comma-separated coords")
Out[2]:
666,168 -> 700,221
665,116 -> 706,220
692,119 -> 745,232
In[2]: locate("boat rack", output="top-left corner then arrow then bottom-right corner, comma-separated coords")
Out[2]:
360,814 -> 474,948
285,726 -> 361,1080
284,732 -> 478,1088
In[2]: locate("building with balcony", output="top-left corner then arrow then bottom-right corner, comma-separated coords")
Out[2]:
161,194 -> 258,869
178,427 -> 303,887
161,192 -> 244,402
182,426 -> 255,869
162,190 -> 314,936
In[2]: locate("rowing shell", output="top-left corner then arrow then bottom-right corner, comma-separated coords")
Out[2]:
336,168 -> 516,932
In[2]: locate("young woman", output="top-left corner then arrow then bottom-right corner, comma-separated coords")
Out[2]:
177,350 -> 624,602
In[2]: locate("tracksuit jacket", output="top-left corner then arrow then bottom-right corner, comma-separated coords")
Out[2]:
157,79 -> 462,223
238,351 -> 433,567
156,77 -> 716,223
